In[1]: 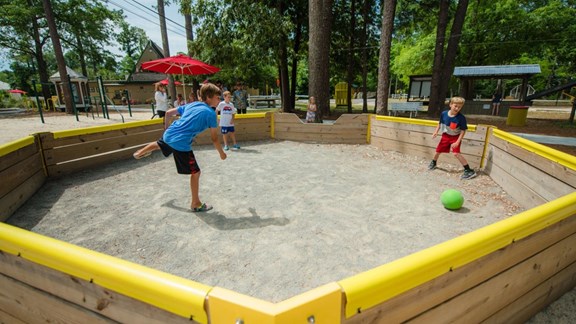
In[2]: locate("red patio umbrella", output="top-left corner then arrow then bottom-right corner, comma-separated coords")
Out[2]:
142,54 -> 220,100
8,89 -> 27,94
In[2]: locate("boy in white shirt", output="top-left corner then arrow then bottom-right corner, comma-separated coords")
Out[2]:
215,91 -> 240,151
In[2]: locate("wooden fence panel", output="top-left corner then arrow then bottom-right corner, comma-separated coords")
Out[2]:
411,232 -> 576,323
274,113 -> 368,144
39,123 -> 163,149
487,145 -> 574,202
489,135 -> 576,188
0,252 -> 196,323
0,171 -> 45,222
370,118 -> 487,169
194,113 -> 271,145
44,130 -> 163,165
343,214 -> 576,323
0,137 -> 46,221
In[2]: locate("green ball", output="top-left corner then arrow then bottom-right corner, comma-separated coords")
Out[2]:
441,189 -> 464,210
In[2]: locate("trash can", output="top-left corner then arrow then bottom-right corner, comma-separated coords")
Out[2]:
506,106 -> 529,126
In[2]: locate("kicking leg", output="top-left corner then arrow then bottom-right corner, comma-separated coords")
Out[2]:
133,141 -> 160,159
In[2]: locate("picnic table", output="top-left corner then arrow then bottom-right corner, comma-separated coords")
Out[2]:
249,95 -> 281,109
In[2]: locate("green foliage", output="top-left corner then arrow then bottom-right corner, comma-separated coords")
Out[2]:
2,0 -> 576,102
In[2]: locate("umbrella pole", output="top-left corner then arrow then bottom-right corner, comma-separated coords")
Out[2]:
182,74 -> 186,103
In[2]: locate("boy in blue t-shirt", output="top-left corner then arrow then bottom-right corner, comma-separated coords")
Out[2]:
428,96 -> 477,180
133,83 -> 227,211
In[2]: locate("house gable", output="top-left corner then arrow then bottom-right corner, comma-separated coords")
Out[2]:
127,40 -> 166,82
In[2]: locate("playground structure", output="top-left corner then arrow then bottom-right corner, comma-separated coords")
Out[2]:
0,112 -> 575,323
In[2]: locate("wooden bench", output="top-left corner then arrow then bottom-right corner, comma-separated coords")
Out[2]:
389,102 -> 422,118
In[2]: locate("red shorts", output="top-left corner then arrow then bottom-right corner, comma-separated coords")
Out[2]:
436,133 -> 461,153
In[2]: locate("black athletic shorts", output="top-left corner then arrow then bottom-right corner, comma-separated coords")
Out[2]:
157,139 -> 200,174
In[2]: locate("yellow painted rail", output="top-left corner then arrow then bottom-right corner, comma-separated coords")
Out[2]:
493,128 -> 576,170
338,191 -> 576,318
52,118 -> 162,139
0,223 -> 212,323
0,136 -> 35,157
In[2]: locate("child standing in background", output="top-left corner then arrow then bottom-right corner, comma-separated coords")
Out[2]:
216,91 -> 240,151
306,96 -> 317,123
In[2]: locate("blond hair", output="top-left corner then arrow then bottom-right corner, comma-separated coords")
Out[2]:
450,96 -> 465,105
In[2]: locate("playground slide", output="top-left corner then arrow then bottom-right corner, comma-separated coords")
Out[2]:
526,79 -> 576,101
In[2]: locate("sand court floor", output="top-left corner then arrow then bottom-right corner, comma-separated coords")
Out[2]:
7,140 -> 523,302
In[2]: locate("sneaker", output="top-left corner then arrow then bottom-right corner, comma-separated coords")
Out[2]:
224,145 -> 229,151
428,160 -> 437,170
461,169 -> 477,180
232,144 -> 240,150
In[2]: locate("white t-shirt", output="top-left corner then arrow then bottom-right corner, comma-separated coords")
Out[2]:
155,91 -> 168,112
215,101 -> 237,127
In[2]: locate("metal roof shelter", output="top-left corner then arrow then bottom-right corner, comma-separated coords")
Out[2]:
454,64 -> 541,102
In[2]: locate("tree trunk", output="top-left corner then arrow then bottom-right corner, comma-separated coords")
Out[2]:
346,0 -> 356,113
29,0 -> 52,109
276,1 -> 291,112
183,6 -> 199,97
76,33 -> 88,78
309,0 -> 333,121
158,0 -> 176,101
427,0 -> 450,117
290,13 -> 303,113
437,0 -> 469,111
279,38 -> 291,112
375,0 -> 396,115
360,0 -> 371,113
43,0 -> 74,114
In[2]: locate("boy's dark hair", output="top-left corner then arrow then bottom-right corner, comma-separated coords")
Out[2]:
199,83 -> 221,101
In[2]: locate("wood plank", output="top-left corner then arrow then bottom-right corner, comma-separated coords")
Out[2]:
46,147 -> 136,178
39,123 -> 163,149
0,152 -> 43,200
410,232 -> 576,323
0,170 -> 45,222
0,308 -> 27,324
484,260 -> 576,324
490,135 -> 576,187
372,121 -> 488,142
0,273 -> 114,323
484,150 -> 547,209
0,141 -> 39,173
370,137 -> 482,168
372,120 -> 434,134
343,215 -> 576,324
371,127 -> 485,157
489,144 -> 574,201
0,253 -> 195,323
44,129 -> 163,165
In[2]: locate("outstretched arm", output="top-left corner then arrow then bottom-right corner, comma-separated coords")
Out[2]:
432,123 -> 441,138
163,108 -> 179,129
210,128 -> 227,160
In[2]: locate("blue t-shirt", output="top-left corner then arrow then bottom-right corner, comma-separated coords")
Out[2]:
162,101 -> 218,152
438,110 -> 467,136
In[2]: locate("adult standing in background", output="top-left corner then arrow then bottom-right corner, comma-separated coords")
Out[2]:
491,91 -> 502,116
233,82 -> 249,114
155,83 -> 169,118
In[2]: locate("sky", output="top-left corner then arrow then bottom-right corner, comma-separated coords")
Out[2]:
106,0 -> 189,57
